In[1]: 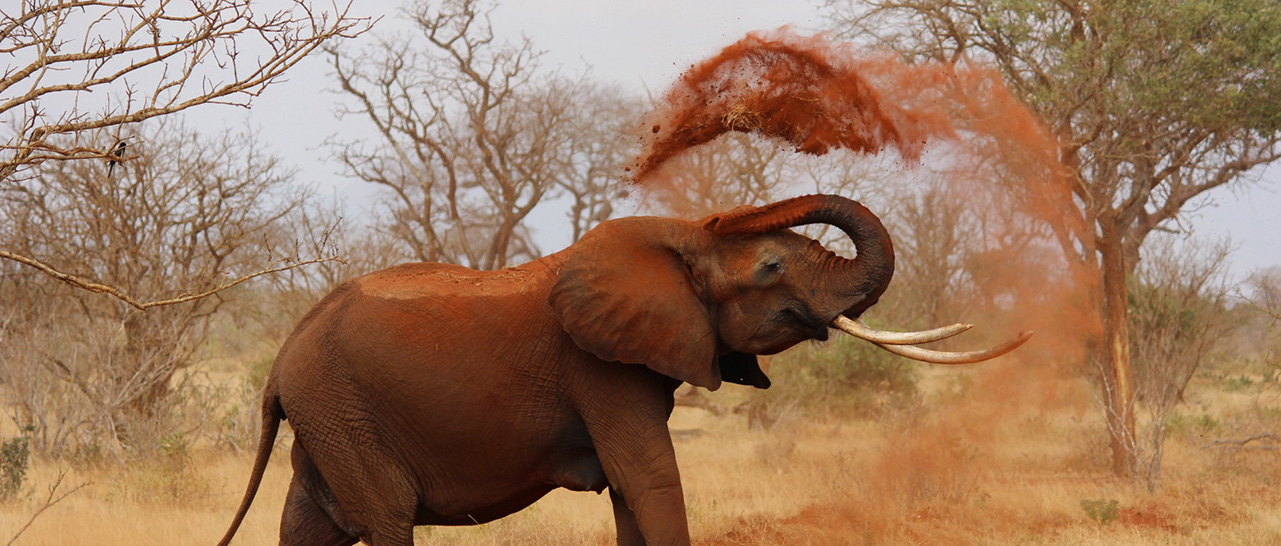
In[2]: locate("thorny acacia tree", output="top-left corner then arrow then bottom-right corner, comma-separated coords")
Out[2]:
330,0 -> 636,269
0,120 -> 321,456
0,0 -> 367,306
829,0 -> 1281,477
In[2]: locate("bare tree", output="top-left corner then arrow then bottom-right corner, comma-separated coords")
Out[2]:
557,84 -> 644,243
638,133 -> 791,219
0,0 -> 368,303
329,0 -> 630,269
1248,267 -> 1281,322
0,120 -> 326,456
881,181 -> 976,329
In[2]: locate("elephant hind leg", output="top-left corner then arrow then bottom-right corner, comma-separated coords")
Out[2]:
280,471 -> 358,546
286,432 -> 418,546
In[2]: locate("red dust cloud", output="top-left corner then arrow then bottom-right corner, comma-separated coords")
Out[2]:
630,26 -> 1094,371
630,28 -> 952,181
634,27 -> 1105,540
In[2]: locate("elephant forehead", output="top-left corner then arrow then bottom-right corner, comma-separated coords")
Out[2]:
715,233 -> 802,272
357,263 -> 541,301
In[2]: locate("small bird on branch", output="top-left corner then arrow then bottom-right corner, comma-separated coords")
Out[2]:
107,139 -> 128,177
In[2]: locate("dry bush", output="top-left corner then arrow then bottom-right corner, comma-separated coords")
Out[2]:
0,121 -> 326,458
104,434 -> 215,508
1127,235 -> 1237,489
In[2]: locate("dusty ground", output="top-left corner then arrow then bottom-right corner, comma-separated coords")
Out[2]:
3,366 -> 1279,545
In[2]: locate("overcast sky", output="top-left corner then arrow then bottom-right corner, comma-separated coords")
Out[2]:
224,0 -> 1279,283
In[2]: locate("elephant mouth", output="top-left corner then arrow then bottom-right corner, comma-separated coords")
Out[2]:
831,315 -> 1032,364
781,307 -> 831,343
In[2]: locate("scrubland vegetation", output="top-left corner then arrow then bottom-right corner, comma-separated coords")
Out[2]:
4,0 -> 1281,544
3,305 -> 1280,545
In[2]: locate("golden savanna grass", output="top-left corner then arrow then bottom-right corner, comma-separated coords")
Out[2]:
3,364 -> 1280,545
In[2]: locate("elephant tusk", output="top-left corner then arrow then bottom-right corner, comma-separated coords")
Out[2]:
866,331 -> 1034,364
832,315 -> 972,345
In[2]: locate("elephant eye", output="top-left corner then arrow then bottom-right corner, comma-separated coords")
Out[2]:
755,260 -> 783,283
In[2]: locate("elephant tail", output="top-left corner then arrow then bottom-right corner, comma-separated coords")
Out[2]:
216,381 -> 284,546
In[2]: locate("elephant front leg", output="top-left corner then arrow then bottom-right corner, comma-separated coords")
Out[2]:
581,377 -> 691,545
609,487 -> 645,546
594,428 -> 690,545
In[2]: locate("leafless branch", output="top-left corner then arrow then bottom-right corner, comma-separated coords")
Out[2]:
328,0 -> 634,269
1,1 -> 370,181
1201,433 -> 1280,450
0,0 -> 369,305
0,249 -> 342,310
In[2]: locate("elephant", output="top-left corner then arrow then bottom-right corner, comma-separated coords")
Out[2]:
216,194 -> 1027,546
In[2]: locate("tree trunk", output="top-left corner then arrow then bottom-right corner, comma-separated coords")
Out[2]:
1098,222 -> 1138,477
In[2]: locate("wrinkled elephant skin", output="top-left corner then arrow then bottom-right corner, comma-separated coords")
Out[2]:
218,194 -> 895,546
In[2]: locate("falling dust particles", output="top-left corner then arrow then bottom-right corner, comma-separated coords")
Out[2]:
632,27 -> 1122,543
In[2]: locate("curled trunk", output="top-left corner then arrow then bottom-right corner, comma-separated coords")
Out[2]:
704,194 -> 894,318
704,194 -> 1031,365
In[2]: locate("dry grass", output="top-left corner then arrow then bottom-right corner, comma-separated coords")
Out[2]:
3,367 -> 1280,546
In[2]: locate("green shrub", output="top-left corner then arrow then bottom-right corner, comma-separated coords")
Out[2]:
1,425 -> 34,502
1080,498 -> 1119,525
245,354 -> 274,391
752,334 -> 919,419
1166,411 -> 1221,440
1221,375 -> 1254,392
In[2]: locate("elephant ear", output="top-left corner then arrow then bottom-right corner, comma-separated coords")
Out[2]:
549,218 -> 722,390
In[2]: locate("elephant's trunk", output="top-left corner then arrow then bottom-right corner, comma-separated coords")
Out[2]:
705,194 -> 1032,364
702,194 -> 893,318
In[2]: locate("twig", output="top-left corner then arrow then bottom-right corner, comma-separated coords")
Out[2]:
5,469 -> 90,546
0,250 -> 345,310
1201,433 -> 1279,450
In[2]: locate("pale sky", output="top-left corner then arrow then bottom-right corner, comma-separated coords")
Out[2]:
224,0 -> 1279,284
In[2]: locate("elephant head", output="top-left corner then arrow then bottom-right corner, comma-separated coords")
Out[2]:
550,194 -> 1028,390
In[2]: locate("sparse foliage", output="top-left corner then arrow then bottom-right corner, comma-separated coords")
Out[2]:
0,426 -> 32,502
1080,498 -> 1119,525
748,333 -> 919,428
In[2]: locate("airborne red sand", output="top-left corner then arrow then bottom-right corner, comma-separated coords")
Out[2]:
633,27 -> 1105,541
631,28 -> 1081,239
630,29 -> 947,181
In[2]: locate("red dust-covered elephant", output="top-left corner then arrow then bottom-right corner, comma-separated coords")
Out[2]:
216,194 -> 1026,546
